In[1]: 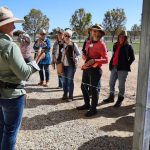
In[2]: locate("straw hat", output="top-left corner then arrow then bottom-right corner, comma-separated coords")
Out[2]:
91,24 -> 105,36
0,7 -> 24,27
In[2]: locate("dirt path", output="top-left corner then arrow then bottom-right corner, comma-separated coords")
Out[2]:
16,52 -> 138,150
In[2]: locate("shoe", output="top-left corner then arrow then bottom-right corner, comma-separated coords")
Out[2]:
62,94 -> 68,100
38,81 -> 44,86
103,94 -> 115,103
85,108 -> 97,117
114,95 -> 124,107
76,105 -> 90,110
67,96 -> 73,102
43,82 -> 49,87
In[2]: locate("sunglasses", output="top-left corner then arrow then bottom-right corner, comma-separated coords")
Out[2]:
64,34 -> 70,38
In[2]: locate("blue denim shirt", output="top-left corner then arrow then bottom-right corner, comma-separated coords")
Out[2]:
33,38 -> 51,65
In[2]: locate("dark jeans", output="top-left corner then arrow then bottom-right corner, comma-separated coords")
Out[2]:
0,95 -> 24,150
81,67 -> 102,110
62,66 -> 76,97
39,64 -> 50,82
58,75 -> 63,88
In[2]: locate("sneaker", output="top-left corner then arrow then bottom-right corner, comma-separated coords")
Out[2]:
43,82 -> 49,87
76,105 -> 90,110
85,108 -> 97,117
67,96 -> 73,102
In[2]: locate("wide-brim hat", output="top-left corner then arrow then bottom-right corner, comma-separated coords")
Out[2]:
91,24 -> 105,36
0,7 -> 24,27
119,30 -> 128,37
40,29 -> 47,35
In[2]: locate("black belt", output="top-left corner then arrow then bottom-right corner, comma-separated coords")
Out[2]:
0,81 -> 22,89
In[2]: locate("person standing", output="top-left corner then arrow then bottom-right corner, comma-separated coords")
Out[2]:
52,29 -> 64,88
18,33 -> 32,63
103,31 -> 135,107
61,29 -> 80,101
33,29 -> 51,87
77,24 -> 108,117
0,7 -> 40,150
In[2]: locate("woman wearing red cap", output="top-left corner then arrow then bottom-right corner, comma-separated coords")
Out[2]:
77,24 -> 108,117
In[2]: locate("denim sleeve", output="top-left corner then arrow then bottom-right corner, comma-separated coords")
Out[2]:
43,38 -> 51,52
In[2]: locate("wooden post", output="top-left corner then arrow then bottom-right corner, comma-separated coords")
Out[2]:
133,0 -> 150,149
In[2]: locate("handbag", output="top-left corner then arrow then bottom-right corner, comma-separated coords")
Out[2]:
56,63 -> 64,75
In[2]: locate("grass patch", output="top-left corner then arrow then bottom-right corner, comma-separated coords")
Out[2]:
77,41 -> 140,54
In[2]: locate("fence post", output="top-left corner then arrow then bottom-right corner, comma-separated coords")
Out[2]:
133,0 -> 150,149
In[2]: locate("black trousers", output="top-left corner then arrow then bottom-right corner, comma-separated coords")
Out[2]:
81,67 -> 102,109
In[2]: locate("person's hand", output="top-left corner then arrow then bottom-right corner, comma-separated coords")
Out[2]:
81,64 -> 89,70
85,59 -> 95,67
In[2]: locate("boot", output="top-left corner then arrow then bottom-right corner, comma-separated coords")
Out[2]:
114,95 -> 124,107
103,94 -> 115,103
62,93 -> 68,100
85,108 -> 97,117
76,104 -> 90,110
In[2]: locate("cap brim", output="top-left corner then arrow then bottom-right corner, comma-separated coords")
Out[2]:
0,17 -> 24,27
91,28 -> 105,36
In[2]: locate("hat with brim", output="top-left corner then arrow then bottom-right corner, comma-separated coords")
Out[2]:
40,29 -> 47,35
119,30 -> 128,37
64,29 -> 73,38
0,7 -> 24,27
91,24 -> 105,36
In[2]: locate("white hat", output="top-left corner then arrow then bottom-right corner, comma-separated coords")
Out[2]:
40,29 -> 47,34
64,29 -> 73,38
0,7 -> 24,27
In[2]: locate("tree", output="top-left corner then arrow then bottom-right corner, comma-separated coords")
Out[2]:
102,8 -> 127,42
22,9 -> 49,41
131,24 -> 141,40
70,8 -> 92,42
13,30 -> 24,36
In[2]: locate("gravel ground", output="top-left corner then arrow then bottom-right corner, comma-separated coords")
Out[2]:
16,52 -> 138,150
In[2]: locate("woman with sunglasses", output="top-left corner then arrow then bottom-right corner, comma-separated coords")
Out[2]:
33,29 -> 51,87
103,31 -> 135,107
61,29 -> 80,101
77,24 -> 108,117
52,29 -> 64,88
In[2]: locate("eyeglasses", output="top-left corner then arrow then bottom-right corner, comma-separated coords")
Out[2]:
64,34 -> 70,38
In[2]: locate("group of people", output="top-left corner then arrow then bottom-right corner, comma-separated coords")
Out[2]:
0,7 -> 135,150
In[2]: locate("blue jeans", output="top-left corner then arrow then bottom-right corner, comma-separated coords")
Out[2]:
109,67 -> 128,97
62,66 -> 76,97
0,95 -> 24,150
39,64 -> 50,82
58,75 -> 63,88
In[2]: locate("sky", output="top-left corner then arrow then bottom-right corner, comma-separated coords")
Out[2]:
0,0 -> 143,32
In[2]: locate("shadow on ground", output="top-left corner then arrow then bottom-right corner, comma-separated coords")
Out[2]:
78,136 -> 133,150
21,104 -> 135,132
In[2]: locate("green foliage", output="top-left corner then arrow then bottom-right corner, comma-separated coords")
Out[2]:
22,9 -> 49,40
130,24 -> 141,40
70,8 -> 92,41
103,8 -> 127,42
